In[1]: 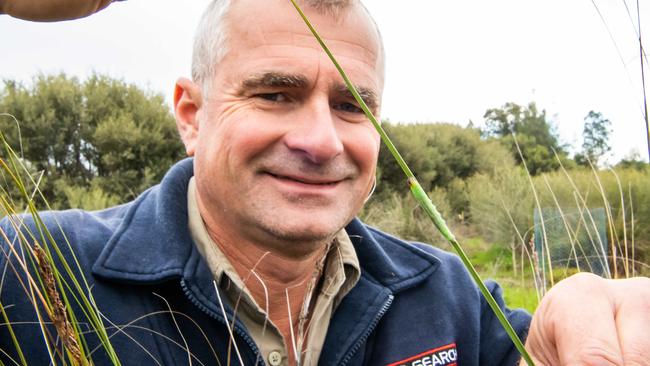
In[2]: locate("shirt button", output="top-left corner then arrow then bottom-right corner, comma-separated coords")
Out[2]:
268,350 -> 282,366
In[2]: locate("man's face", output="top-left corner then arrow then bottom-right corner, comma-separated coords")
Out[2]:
186,0 -> 383,254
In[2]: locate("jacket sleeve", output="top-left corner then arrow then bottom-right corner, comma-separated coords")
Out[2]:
479,279 -> 531,366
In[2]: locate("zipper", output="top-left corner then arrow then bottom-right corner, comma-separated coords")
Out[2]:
339,294 -> 394,366
180,279 -> 266,366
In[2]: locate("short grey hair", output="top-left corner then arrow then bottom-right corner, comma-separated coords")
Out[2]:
191,0 -> 382,94
191,0 -> 231,91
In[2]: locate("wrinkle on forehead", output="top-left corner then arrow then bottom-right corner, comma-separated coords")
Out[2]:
239,26 -> 380,66
228,0 -> 381,60
240,33 -> 381,84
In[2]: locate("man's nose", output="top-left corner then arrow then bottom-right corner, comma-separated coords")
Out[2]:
283,101 -> 344,164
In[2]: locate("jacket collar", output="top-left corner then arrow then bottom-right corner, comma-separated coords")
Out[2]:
92,158 -> 441,294
92,158 -> 196,282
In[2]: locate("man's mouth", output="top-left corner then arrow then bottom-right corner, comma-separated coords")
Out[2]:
265,172 -> 341,186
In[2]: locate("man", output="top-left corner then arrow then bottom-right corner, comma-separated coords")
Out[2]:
1,0 -> 649,365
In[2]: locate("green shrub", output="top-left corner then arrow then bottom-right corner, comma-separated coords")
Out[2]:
0,73 -> 184,208
376,122 -> 514,197
360,192 -> 454,249
467,165 -> 534,249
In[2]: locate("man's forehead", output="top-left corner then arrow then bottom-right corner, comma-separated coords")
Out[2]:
215,0 -> 385,98
227,0 -> 382,56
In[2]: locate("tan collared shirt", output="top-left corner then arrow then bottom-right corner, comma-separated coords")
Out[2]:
187,178 -> 360,366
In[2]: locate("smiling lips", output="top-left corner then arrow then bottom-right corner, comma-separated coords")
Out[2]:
266,172 -> 342,187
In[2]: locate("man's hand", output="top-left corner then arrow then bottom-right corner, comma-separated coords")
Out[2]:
522,272 -> 650,366
0,0 -> 114,21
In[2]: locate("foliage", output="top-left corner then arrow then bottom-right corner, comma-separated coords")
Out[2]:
466,161 -> 650,272
575,111 -> 612,166
376,122 -> 514,213
615,152 -> 649,171
467,164 -> 534,250
533,167 -> 650,267
482,102 -> 570,175
370,119 -> 649,272
58,181 -> 120,211
0,73 -> 184,209
0,136 -> 121,365
361,192 -> 452,248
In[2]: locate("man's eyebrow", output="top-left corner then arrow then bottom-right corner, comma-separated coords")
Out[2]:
332,84 -> 379,110
241,72 -> 309,90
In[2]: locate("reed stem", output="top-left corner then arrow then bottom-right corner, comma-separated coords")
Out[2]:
288,1 -> 535,364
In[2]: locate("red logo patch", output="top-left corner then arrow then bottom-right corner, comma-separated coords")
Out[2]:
386,343 -> 458,366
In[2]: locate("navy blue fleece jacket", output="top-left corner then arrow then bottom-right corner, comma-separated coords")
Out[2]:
0,158 -> 530,365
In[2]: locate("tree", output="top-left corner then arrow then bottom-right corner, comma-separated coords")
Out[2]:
482,102 -> 569,175
375,122 -> 515,215
0,73 -> 185,208
576,111 -> 611,166
615,150 -> 648,171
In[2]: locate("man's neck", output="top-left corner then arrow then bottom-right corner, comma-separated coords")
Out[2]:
211,227 -> 327,288
204,220 -> 330,365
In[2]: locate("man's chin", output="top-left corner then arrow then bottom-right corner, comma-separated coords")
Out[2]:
262,223 -> 340,243
255,216 -> 348,246
246,200 -> 359,247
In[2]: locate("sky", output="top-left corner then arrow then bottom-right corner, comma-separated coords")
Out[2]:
1,0 -> 649,163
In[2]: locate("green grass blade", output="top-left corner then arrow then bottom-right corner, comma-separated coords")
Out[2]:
287,1 -> 534,365
0,133 -> 122,365
0,301 -> 28,366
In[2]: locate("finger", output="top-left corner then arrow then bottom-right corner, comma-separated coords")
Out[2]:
611,277 -> 650,366
531,273 -> 624,366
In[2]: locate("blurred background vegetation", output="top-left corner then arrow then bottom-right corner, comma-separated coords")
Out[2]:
0,73 -> 185,209
2,73 -> 649,312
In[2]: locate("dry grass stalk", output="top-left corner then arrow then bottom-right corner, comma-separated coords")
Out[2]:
33,244 -> 84,365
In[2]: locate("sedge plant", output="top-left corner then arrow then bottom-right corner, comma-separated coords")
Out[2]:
0,132 -> 121,366
287,1 -> 535,365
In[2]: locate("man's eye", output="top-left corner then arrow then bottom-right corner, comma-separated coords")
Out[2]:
257,93 -> 287,102
335,102 -> 364,114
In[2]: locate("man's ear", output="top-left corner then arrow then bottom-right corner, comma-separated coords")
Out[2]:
174,77 -> 203,157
